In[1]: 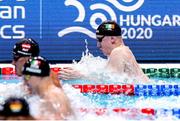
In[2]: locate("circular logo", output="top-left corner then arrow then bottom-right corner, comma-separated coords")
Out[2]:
106,0 -> 144,12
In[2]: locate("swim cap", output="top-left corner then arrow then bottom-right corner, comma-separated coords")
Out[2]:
12,38 -> 39,60
22,56 -> 50,77
96,20 -> 121,38
1,97 -> 30,116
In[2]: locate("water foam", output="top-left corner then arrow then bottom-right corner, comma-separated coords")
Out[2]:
0,40 -> 179,120
0,76 -> 179,120
69,40 -> 179,85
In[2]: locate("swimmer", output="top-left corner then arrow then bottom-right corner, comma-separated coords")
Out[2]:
12,38 -> 39,77
12,38 -> 61,88
59,20 -> 149,82
0,97 -> 35,120
22,56 -> 73,120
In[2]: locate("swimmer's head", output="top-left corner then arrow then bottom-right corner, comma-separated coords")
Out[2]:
12,38 -> 40,61
22,56 -> 50,77
96,20 -> 121,42
1,97 -> 30,116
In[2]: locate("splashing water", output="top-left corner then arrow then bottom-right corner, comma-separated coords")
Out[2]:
0,40 -> 180,120
63,39 -> 179,120
70,39 -> 135,84
69,39 -> 180,85
0,80 -> 179,121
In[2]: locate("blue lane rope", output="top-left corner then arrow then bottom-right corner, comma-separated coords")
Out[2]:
156,108 -> 180,119
135,85 -> 179,96
72,84 -> 179,96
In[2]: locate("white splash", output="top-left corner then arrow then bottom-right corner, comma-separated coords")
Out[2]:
0,40 -> 179,120
0,76 -> 179,120
68,40 -> 179,85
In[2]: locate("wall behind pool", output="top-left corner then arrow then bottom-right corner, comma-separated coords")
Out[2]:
0,0 -> 180,63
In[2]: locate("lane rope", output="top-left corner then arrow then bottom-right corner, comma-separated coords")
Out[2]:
72,84 -> 180,96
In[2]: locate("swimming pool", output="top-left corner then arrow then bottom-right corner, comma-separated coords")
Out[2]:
0,73 -> 179,121
1,53 -> 180,120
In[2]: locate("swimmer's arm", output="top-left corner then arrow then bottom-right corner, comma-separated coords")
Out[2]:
58,67 -> 84,80
59,67 -> 100,81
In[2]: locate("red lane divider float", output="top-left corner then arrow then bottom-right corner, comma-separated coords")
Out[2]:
72,84 -> 180,96
51,67 -> 61,73
79,107 -> 155,116
0,67 -> 61,75
72,84 -> 134,95
1,67 -> 15,75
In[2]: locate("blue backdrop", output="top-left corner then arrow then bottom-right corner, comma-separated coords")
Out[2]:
0,0 -> 180,62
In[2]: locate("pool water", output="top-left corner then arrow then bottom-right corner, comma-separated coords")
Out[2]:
0,75 -> 179,121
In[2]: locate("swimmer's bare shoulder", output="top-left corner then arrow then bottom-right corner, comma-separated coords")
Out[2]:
48,86 -> 73,117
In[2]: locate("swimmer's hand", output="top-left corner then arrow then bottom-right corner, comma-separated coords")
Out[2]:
59,67 -> 83,80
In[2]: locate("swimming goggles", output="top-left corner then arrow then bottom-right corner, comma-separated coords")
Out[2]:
96,35 -> 105,42
23,75 -> 31,81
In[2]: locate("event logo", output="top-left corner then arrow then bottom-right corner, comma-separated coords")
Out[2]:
58,0 -> 144,39
0,0 -> 26,39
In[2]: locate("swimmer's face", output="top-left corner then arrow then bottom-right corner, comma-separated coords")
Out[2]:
23,75 -> 42,90
96,36 -> 112,56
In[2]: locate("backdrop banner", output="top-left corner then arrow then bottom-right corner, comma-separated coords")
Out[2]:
0,0 -> 180,62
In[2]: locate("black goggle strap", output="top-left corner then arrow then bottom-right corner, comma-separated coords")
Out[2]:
96,35 -> 105,42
